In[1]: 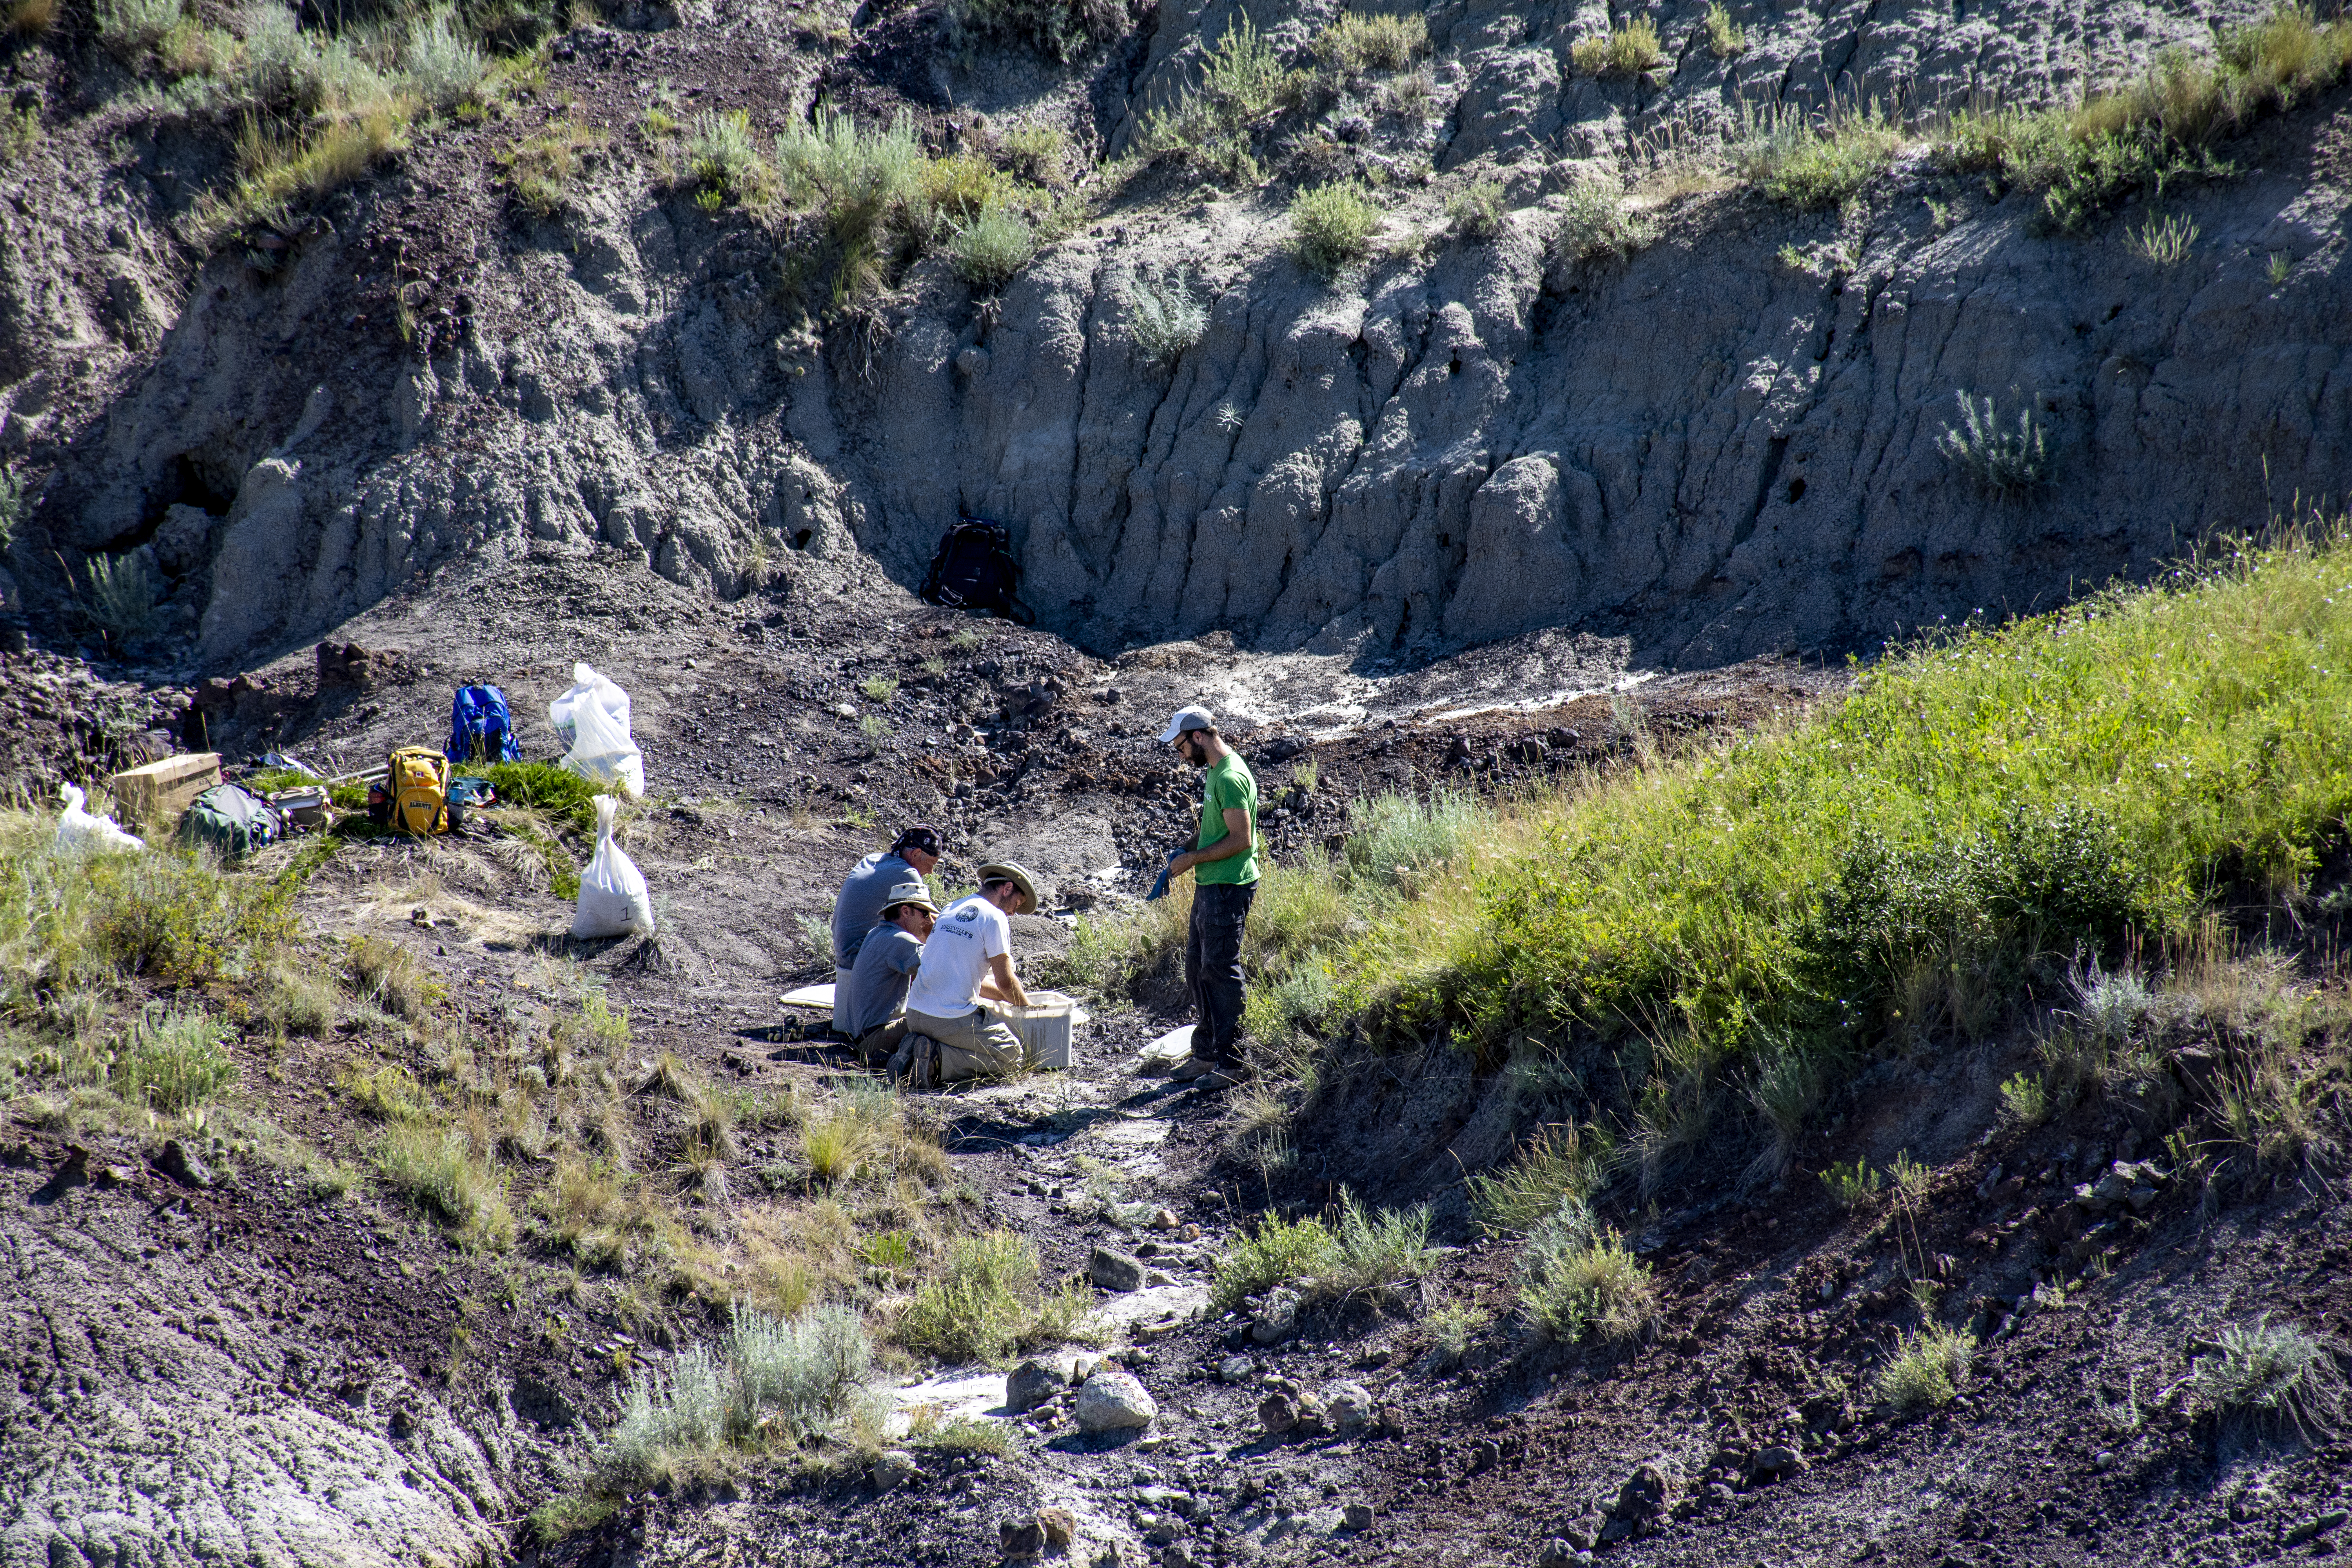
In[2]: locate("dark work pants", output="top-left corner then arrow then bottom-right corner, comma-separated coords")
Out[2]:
1185,880 -> 1256,1063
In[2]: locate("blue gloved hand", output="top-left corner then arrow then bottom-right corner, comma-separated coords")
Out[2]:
1144,846 -> 1183,902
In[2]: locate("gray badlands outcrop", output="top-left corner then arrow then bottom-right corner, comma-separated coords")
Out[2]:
4,0 -> 2346,675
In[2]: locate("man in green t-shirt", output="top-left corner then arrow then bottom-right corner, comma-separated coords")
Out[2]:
1158,704 -> 1259,1087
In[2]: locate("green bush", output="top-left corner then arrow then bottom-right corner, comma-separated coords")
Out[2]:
1328,1191 -> 1436,1296
98,0 -> 180,59
373,1122 -> 515,1248
113,1006 -> 238,1112
1736,102 -> 1901,209
1471,1125 -> 1605,1234
1518,1212 -> 1655,1343
1552,181 -> 1649,268
1289,182 -> 1380,278
454,760 -> 608,830
0,468 -> 23,552
1314,10 -> 1427,73
1569,17 -> 1661,76
1704,2 -> 1744,57
1936,391 -> 2051,495
1446,179 -> 1506,241
401,7 -> 486,109
949,202 -> 1035,290
1211,1211 -> 1336,1310
775,109 -> 922,250
85,552 -> 160,640
2191,1317 -> 2346,1437
1875,1324 -> 1974,1412
1125,271 -> 1206,364
1134,17 -> 1298,180
687,109 -> 771,205
895,1231 -> 1077,1363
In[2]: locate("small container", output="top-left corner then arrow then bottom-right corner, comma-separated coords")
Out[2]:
991,989 -> 1090,1071
269,786 -> 330,831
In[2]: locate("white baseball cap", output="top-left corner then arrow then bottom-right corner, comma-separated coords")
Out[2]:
1158,705 -> 1216,744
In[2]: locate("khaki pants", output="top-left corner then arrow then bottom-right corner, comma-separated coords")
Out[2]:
905,1007 -> 1024,1083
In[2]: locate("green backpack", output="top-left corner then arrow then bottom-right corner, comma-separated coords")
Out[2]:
177,783 -> 283,861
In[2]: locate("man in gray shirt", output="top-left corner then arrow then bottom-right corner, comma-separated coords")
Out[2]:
837,881 -> 937,1065
830,825 -> 942,1022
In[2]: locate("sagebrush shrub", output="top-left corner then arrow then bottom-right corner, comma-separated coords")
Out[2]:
1315,10 -> 1426,73
2192,1318 -> 2346,1437
1937,391 -> 2051,494
1446,179 -> 1506,241
950,203 -> 1035,290
1518,1215 -> 1656,1343
1125,272 -> 1206,363
1875,1325 -> 1973,1412
1552,181 -> 1648,268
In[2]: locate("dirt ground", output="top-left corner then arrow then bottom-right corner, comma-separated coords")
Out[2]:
6,559 -> 2349,1568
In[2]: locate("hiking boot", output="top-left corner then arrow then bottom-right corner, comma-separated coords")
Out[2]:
906,1036 -> 938,1092
1172,1054 -> 1249,1088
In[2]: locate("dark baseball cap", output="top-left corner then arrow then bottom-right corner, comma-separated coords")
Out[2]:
891,825 -> 943,857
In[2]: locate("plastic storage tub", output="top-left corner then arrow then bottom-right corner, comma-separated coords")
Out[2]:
991,990 -> 1091,1071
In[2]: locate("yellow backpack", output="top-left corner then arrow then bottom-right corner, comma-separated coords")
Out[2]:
385,745 -> 451,836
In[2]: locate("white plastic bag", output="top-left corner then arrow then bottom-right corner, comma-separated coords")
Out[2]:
54,784 -> 146,855
551,662 -> 644,797
572,796 -> 655,939
549,662 -> 632,746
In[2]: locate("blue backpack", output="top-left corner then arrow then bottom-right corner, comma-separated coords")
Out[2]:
446,685 -> 521,764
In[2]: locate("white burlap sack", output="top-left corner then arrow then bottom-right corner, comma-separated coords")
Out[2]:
572,796 -> 655,939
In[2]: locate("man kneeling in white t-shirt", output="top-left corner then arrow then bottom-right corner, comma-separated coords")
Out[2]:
891,860 -> 1040,1091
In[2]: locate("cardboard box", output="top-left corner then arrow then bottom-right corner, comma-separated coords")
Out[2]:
109,753 -> 221,826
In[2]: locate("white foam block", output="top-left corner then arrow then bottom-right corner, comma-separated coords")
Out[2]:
780,984 -> 836,1009
1140,1026 -> 1196,1062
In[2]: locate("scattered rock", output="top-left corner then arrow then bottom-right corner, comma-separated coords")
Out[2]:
1469,1438 -> 1501,1473
1537,1541 -> 1582,1568
1750,1445 -> 1806,1482
1000,1517 -> 1047,1559
1342,1501 -> 1374,1531
869,1450 -> 921,1492
1218,1355 -> 1255,1384
1377,1405 -> 1406,1438
2286,1509 -> 2350,1546
1037,1508 -> 1077,1550
1324,1381 -> 1375,1431
1074,1371 -> 1156,1432
1137,1486 -> 1197,1518
1258,1390 -> 1298,1434
1006,1357 -> 1069,1414
1562,1510 -> 1606,1550
1089,1247 -> 1146,1292
1249,1288 -> 1299,1345
1607,1463 -> 1673,1539
1158,1545 -> 1196,1568
152,1139 -> 213,1188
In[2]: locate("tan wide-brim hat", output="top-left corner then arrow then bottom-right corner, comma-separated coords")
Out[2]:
881,880 -> 940,918
976,861 -> 1041,915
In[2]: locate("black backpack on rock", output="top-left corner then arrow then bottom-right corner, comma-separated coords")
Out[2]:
920,518 -> 1034,624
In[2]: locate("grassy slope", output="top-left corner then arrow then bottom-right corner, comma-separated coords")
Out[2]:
1356,528 -> 2352,1067
1065,525 -> 2352,1186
